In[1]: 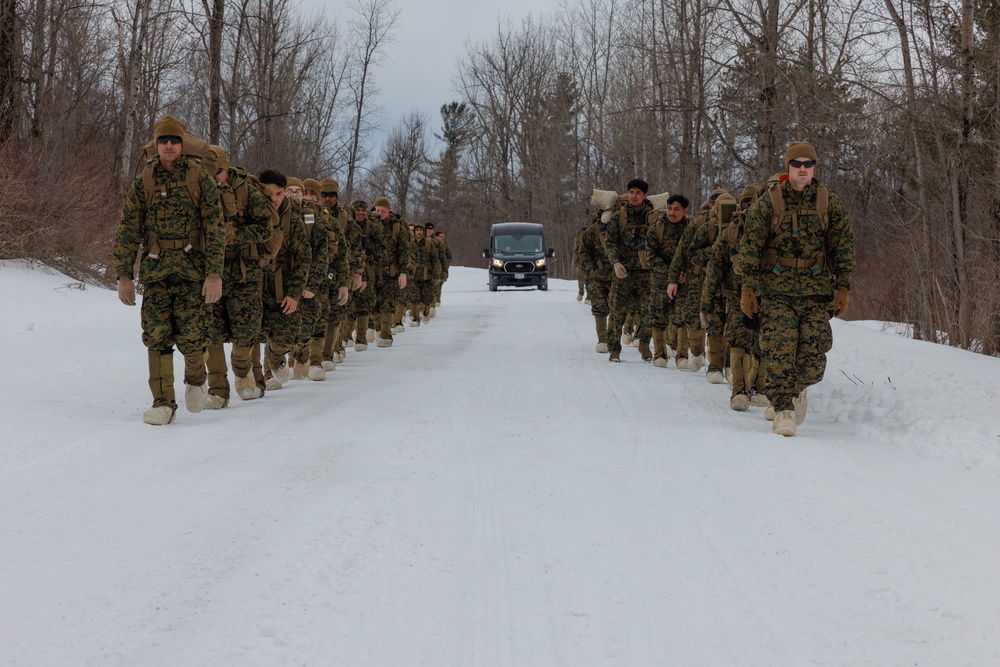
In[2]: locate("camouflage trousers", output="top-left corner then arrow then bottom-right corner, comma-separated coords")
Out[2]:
260,271 -> 302,351
759,293 -> 832,412
291,288 -> 330,364
210,277 -> 263,348
352,271 -> 379,318
586,274 -> 612,317
607,269 -> 651,353
677,273 -> 704,328
411,279 -> 436,316
724,289 -> 760,353
647,272 -> 675,329
577,270 -> 587,295
141,274 -> 213,355
377,274 -> 403,340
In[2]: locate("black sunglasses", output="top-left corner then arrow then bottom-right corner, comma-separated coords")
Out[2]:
320,191 -> 337,198
789,159 -> 815,169
157,135 -> 182,145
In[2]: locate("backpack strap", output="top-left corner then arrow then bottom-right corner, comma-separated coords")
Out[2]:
764,183 -> 831,275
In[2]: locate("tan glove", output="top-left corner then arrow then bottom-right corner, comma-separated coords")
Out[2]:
202,274 -> 222,304
833,288 -> 850,317
740,285 -> 758,317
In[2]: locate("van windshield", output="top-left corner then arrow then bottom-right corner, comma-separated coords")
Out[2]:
493,233 -> 543,254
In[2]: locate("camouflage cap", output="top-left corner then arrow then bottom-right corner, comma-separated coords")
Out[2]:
319,178 -> 339,194
212,145 -> 230,171
154,115 -> 185,143
373,196 -> 391,208
303,178 -> 321,194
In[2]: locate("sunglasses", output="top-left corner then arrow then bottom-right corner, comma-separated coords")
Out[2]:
789,159 -> 815,169
157,135 -> 182,145
320,191 -> 337,198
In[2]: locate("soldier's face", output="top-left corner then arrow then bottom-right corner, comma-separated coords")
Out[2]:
215,168 -> 229,183
265,183 -> 285,209
304,189 -> 319,202
354,206 -> 367,221
374,205 -> 390,219
627,188 -> 646,207
285,185 -> 303,203
156,136 -> 182,166
787,157 -> 816,191
415,228 -> 424,240
321,193 -> 338,208
666,202 -> 686,223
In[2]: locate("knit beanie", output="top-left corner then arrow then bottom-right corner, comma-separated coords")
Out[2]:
373,196 -> 391,208
319,178 -> 339,194
784,141 -> 818,170
286,177 -> 304,190
154,115 -> 185,143
303,178 -> 321,194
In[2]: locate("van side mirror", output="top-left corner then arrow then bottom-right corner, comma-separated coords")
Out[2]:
546,248 -> 556,258
482,248 -> 491,258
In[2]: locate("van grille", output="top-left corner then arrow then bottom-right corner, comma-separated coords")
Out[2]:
503,261 -> 534,273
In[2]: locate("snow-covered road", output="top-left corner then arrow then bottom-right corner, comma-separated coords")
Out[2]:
2,263 -> 1000,666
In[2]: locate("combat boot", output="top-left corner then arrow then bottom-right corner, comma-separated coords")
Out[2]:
730,392 -> 750,411
772,410 -> 797,436
376,337 -> 393,348
576,291 -> 583,301
751,392 -> 770,408
354,341 -> 368,352
764,403 -> 776,421
688,354 -> 705,373
707,333 -> 726,378
183,350 -> 209,413
264,344 -> 291,384
595,314 -> 608,353
235,372 -> 257,400
730,348 -> 747,394
293,362 -> 309,380
793,388 -> 808,425
410,306 -> 421,327
429,307 -> 436,318
651,328 -> 667,367
676,356 -> 689,370
706,370 -> 724,384
144,348 -> 177,425
609,350 -> 621,362
206,343 -> 230,404
308,366 -> 326,381
638,340 -> 652,362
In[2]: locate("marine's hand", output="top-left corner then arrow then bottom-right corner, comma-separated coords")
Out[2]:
398,273 -> 407,289
352,273 -> 362,290
203,274 -> 222,304
117,277 -> 136,306
667,282 -> 678,299
280,296 -> 298,314
337,286 -> 349,306
613,262 -> 627,279
303,290 -> 315,299
740,285 -> 758,317
833,288 -> 850,317
699,312 -> 711,329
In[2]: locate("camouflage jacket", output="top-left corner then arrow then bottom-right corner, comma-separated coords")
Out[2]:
413,236 -> 443,281
667,219 -> 701,283
379,211 -> 414,277
439,239 -> 453,274
219,167 -> 273,284
578,218 -> 612,281
432,237 -> 449,276
645,214 -> 691,279
327,204 -> 363,278
737,179 -> 855,297
267,197 -> 311,302
355,212 -> 388,282
701,223 -> 742,311
299,200 -> 333,295
114,155 -> 225,283
603,200 -> 654,271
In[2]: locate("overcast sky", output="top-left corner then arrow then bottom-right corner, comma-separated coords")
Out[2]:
299,0 -> 567,149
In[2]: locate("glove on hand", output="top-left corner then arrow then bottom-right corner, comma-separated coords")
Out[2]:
833,288 -> 849,317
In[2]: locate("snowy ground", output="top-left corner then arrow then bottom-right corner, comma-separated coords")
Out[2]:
2,261 -> 1000,666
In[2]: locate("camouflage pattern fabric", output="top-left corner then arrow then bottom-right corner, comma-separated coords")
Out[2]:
760,294 -> 831,411
606,271 -> 652,353
141,274 -> 214,355
578,219 -> 612,316
260,198 -> 311,350
645,214 -> 689,329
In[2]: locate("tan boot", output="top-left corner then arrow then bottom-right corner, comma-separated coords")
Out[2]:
638,340 -> 652,361
144,348 -> 177,425
730,348 -> 746,394
651,328 -> 667,367
595,314 -> 608,353
206,343 -> 230,403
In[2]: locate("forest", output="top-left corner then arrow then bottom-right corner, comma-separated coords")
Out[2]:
2,0 -> 998,352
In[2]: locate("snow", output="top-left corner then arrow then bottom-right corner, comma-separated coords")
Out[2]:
2,260 -> 1000,666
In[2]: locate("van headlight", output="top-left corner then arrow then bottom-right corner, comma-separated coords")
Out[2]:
491,258 -> 504,269
534,258 -> 546,268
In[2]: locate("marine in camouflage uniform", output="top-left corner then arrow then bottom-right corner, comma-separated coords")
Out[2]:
737,141 -> 855,436
348,199 -> 387,350
574,225 -> 589,302
205,148 -> 274,406
409,221 -> 443,324
424,222 -> 447,313
253,170 -> 312,392
645,194 -> 690,367
604,179 -> 655,362
578,210 -> 613,353
666,201 -> 711,369
432,227 -> 452,307
314,179 -> 351,368
113,115 -> 225,425
687,190 -> 734,381
372,196 -> 414,347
